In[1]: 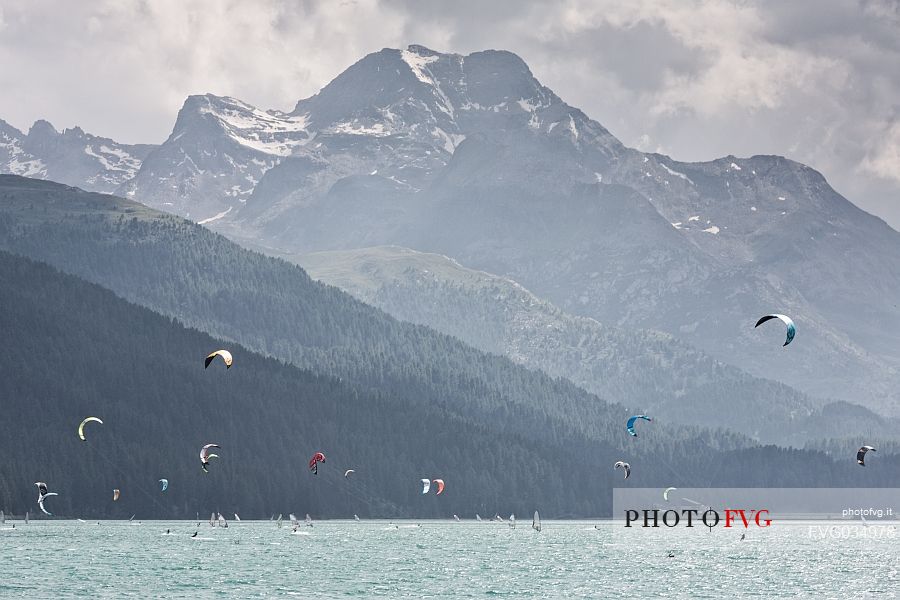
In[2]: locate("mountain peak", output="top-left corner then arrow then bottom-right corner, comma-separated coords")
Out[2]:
28,119 -> 58,138
405,43 -> 443,57
291,44 -> 563,139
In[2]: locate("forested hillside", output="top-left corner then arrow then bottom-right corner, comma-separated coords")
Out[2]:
297,246 -> 898,444
0,250 -> 597,518
1,251 -> 895,520
0,175 -> 650,452
0,175 -> 871,452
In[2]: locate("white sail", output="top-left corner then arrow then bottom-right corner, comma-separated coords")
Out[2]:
276,514 -> 283,528
234,513 -> 241,522
475,514 -> 482,521
289,513 -> 298,527
509,514 -> 516,528
25,511 -> 29,524
453,514 -> 460,522
532,510 -> 541,532
354,514 -> 360,521
218,513 -> 228,528
0,510 -> 4,524
305,513 -> 313,527
210,512 -> 216,527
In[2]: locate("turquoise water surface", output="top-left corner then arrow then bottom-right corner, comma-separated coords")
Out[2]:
0,520 -> 896,598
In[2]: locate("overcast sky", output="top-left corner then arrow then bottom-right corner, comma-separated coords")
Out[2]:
1,0 -> 898,226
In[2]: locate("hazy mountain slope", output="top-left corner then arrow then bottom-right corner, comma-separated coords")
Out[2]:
101,45 -> 900,415
0,119 -> 154,193
296,245 -> 898,444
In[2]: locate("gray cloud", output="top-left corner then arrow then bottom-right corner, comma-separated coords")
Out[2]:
1,0 -> 898,226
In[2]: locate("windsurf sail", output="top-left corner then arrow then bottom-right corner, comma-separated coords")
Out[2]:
209,512 -> 215,527
532,510 -> 541,532
234,513 -> 241,522
0,511 -> 4,525
290,513 -> 298,528
25,511 -> 29,524
509,514 -> 516,528
305,514 -> 313,527
354,514 -> 360,522
276,514 -> 283,529
218,513 -> 228,528
475,514 -> 482,521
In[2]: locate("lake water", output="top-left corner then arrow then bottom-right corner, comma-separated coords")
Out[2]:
0,520 -> 896,598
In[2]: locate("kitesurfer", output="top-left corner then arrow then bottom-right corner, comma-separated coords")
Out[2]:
755,314 -> 796,346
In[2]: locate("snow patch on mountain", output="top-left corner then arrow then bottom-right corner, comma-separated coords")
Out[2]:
83,144 -> 142,180
1,128 -> 45,177
433,128 -> 465,154
401,48 -> 439,84
567,115 -> 579,141
198,98 -> 311,157
331,121 -> 391,137
197,206 -> 233,224
660,163 -> 694,185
